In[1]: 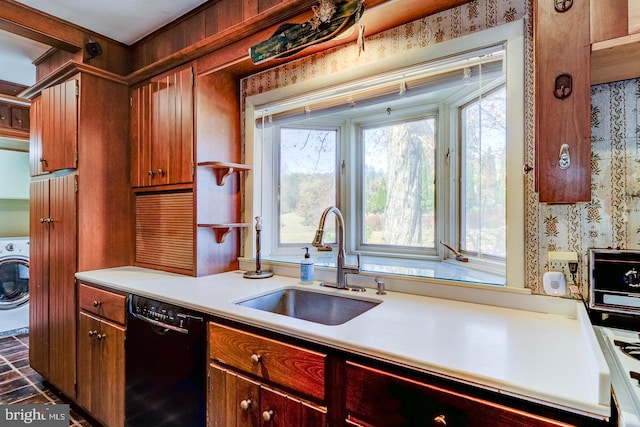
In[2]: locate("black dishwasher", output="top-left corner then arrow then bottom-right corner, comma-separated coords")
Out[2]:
125,295 -> 206,427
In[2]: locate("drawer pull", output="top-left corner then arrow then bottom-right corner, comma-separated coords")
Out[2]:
88,330 -> 96,337
240,399 -> 252,411
250,353 -> 262,365
93,300 -> 102,307
97,333 -> 106,340
262,410 -> 274,422
433,414 -> 447,426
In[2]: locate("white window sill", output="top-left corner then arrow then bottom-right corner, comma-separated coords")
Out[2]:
240,254 -> 508,288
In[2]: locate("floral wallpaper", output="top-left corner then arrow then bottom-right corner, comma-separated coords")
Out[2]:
242,0 -> 640,296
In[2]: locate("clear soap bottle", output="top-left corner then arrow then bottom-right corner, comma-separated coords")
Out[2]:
300,247 -> 314,284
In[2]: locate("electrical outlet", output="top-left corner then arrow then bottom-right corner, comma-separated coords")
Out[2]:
548,251 -> 578,285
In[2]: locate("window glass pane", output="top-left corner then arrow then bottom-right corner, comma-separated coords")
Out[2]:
362,117 -> 436,248
279,127 -> 337,245
461,87 -> 506,258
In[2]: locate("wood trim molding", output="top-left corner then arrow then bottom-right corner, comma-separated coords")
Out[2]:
20,60 -> 128,100
0,0 -> 85,51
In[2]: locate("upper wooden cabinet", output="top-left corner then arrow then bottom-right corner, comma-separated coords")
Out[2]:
0,100 -> 30,139
534,0 -> 591,203
38,78 -> 78,174
591,0 -> 640,84
131,65 -> 194,188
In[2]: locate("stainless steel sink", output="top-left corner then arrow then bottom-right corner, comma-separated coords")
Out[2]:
236,288 -> 381,325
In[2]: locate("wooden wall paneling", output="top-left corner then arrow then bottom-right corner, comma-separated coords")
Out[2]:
259,0 -> 284,14
76,73 -> 133,271
35,50 -> 82,83
47,174 -> 77,398
216,0 -> 244,32
28,179 -> 50,379
590,0 -> 628,43
135,191 -> 194,274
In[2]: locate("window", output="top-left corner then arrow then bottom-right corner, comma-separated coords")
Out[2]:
245,20 -> 524,287
459,87 -> 507,259
277,127 -> 338,246
360,116 -> 437,252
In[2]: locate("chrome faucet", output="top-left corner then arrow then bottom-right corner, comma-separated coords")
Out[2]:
312,206 -> 363,291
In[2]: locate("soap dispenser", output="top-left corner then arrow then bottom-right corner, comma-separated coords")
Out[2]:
300,247 -> 314,284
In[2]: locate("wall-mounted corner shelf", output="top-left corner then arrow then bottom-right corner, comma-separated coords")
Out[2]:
198,223 -> 251,243
197,161 -> 252,186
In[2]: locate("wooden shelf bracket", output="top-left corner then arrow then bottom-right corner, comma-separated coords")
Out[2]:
198,223 -> 251,243
198,161 -> 252,186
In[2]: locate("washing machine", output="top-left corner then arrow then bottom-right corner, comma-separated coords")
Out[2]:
0,237 -> 29,337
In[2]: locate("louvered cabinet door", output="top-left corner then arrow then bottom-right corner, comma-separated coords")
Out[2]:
135,191 -> 194,274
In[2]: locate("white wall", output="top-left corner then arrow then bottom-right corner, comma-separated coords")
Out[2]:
0,150 -> 29,238
0,150 -> 29,199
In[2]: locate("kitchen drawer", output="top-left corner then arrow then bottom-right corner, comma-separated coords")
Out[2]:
208,322 -> 326,401
345,362 -> 575,427
0,103 -> 9,128
78,282 -> 127,325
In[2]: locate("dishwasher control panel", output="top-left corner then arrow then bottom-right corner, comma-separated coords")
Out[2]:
129,295 -> 203,331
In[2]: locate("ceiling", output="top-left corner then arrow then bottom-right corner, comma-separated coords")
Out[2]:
0,0 -> 209,87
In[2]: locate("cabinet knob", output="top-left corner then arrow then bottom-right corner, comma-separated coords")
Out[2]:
88,330 -> 95,337
157,168 -> 166,177
39,157 -> 47,165
148,170 -> 155,177
250,353 -> 262,365
93,300 -> 102,307
433,414 -> 447,426
262,410 -> 274,422
97,333 -> 106,340
240,399 -> 252,411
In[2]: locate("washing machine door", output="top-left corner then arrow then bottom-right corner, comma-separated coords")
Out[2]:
0,257 -> 29,310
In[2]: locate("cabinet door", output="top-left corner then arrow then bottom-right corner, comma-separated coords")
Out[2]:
209,364 -> 261,427
47,174 -> 78,398
95,317 -> 125,427
0,102 -> 9,128
151,66 -> 193,186
346,362 -> 576,427
28,179 -> 50,377
29,96 -> 45,176
77,312 -> 125,427
41,79 -> 78,172
77,312 -> 101,415
534,0 -> 590,203
11,106 -> 29,131
261,386 -> 327,427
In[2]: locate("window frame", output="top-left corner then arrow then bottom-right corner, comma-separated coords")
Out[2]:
244,20 -> 525,288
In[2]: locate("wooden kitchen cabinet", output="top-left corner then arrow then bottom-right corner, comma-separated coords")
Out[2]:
77,283 -> 126,427
207,322 -> 327,426
25,62 -> 132,402
345,361 -> 600,427
208,364 -> 327,427
29,174 -> 77,398
0,100 -> 30,139
131,64 -> 194,188
38,78 -> 78,174
534,0 -> 591,203
591,0 -> 640,84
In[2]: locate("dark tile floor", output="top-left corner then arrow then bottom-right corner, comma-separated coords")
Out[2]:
0,332 -> 95,426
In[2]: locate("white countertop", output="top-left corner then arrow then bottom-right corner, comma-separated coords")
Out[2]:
76,266 -> 610,420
